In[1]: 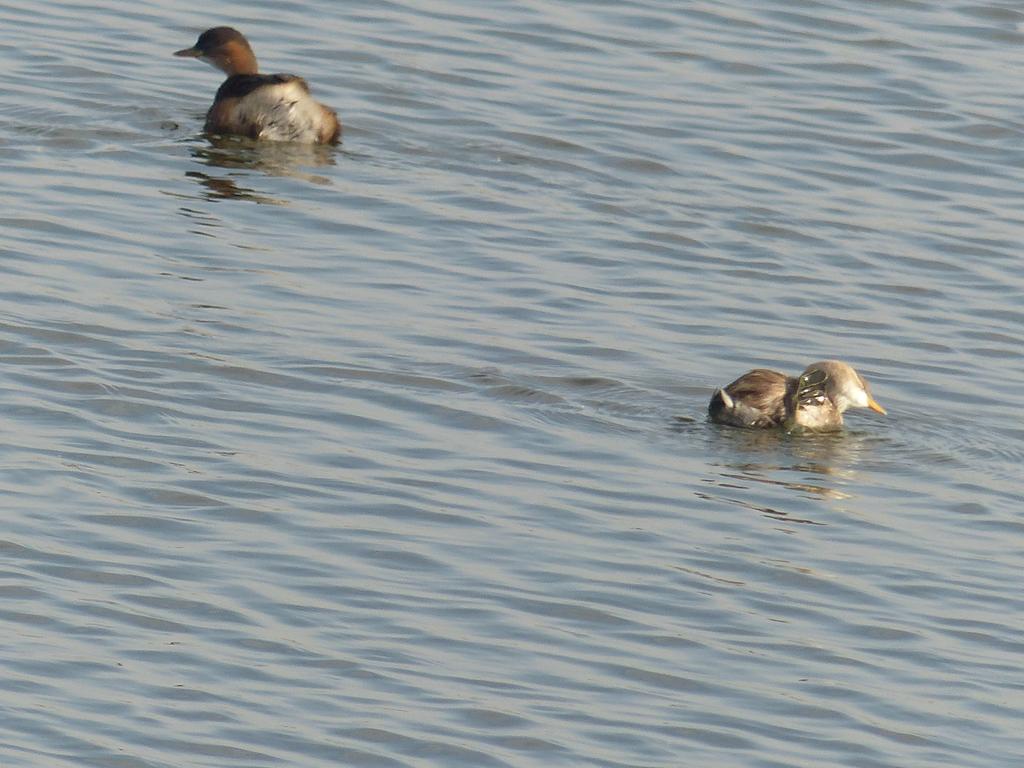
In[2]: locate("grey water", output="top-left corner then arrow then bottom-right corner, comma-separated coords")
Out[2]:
1,0 -> 1022,766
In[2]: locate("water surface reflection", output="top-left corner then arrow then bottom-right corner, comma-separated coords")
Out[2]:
184,138 -> 338,202
695,424 -> 883,522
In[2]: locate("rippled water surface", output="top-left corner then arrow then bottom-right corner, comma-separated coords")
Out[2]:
2,1 -> 1023,766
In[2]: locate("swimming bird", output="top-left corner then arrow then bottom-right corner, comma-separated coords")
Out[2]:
708,360 -> 886,431
174,27 -> 341,144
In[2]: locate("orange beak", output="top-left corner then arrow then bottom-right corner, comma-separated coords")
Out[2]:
867,396 -> 886,415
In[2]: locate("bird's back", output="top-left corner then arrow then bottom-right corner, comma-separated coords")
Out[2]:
207,74 -> 340,143
709,368 -> 793,428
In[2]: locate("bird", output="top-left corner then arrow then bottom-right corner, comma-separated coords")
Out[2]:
174,26 -> 341,144
708,360 -> 886,432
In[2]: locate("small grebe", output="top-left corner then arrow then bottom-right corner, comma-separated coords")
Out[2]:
709,360 -> 886,431
174,27 -> 340,144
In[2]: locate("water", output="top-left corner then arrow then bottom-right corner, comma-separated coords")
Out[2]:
2,1 -> 1022,766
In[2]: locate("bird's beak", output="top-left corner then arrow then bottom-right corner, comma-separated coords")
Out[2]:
867,396 -> 886,415
174,46 -> 201,58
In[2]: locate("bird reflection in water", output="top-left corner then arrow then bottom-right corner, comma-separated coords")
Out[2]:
184,136 -> 337,203
674,417 -> 883,524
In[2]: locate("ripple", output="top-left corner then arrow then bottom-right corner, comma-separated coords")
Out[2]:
1,0 -> 1023,767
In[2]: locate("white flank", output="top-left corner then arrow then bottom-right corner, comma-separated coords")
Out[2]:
236,81 -> 325,142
